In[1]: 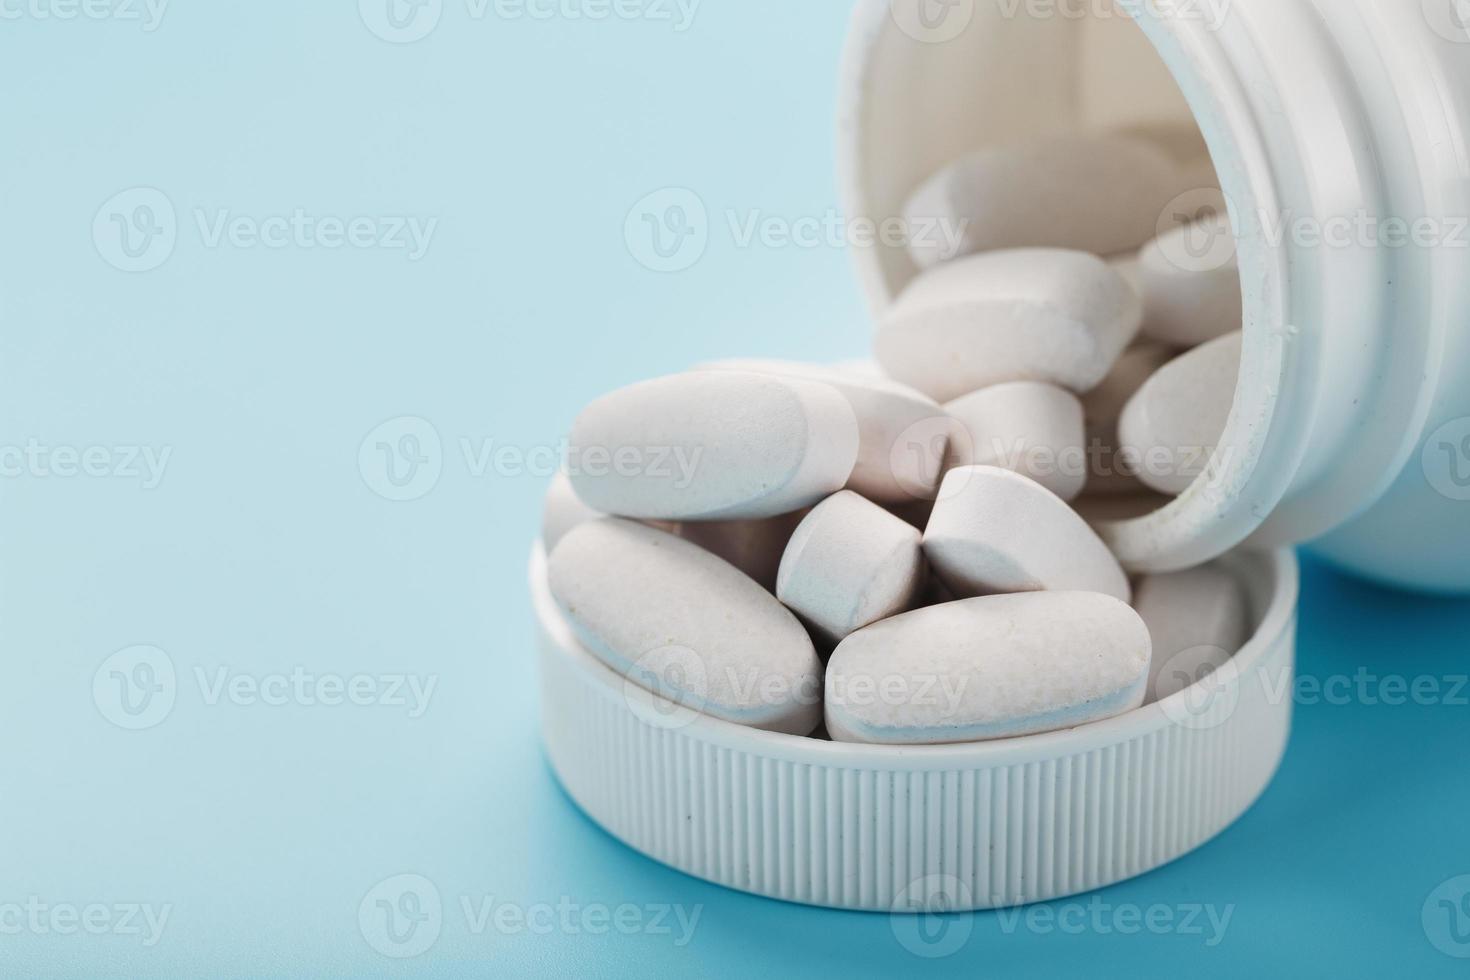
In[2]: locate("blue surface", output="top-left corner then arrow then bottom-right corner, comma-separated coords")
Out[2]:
3,3 -> 1469,976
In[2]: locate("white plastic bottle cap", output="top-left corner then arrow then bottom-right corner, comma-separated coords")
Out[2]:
537,0 -> 1470,915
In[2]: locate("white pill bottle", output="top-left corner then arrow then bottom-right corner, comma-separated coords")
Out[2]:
844,0 -> 1470,593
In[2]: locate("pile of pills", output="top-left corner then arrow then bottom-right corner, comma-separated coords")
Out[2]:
544,129 -> 1250,745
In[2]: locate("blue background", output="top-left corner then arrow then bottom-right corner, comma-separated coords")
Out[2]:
3,1 -> 1469,976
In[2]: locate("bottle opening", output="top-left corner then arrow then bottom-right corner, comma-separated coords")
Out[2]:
843,1 -> 1277,571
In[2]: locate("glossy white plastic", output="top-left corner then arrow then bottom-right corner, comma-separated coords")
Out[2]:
536,545 -> 1296,911
840,0 -> 1470,592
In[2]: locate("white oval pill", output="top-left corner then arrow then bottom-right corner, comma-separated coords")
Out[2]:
668,510 -> 807,592
1138,212 -> 1242,348
569,370 -> 859,521
1133,565 -> 1249,704
698,358 -> 949,503
1081,341 -> 1177,494
875,248 -> 1142,402
924,465 -> 1130,602
1118,332 -> 1242,496
549,518 -> 823,735
901,135 -> 1182,268
542,471 -> 602,553
945,382 -> 1087,501
776,491 -> 926,644
825,592 -> 1150,744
